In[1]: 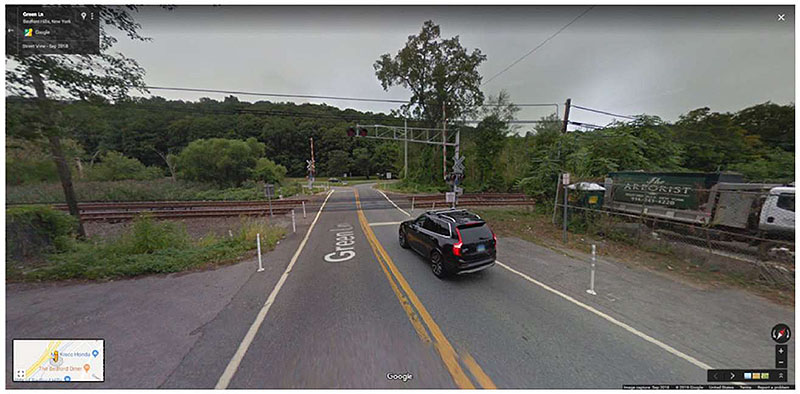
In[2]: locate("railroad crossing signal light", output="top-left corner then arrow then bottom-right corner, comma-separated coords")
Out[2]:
347,127 -> 368,137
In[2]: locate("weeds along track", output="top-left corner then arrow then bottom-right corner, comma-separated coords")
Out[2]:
10,199 -> 310,222
390,192 -> 535,207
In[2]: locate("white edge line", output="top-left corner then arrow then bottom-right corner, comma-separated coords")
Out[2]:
215,189 -> 335,389
376,188 -> 411,216
369,221 -> 404,227
494,260 -> 715,371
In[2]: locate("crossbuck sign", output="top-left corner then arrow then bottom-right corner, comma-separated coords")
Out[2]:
452,154 -> 465,175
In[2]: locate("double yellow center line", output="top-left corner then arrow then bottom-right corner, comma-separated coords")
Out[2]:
354,188 -> 496,389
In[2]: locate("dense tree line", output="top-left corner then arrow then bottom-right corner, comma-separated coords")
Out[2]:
6,96 -> 407,185
507,102 -> 794,199
6,96 -> 794,197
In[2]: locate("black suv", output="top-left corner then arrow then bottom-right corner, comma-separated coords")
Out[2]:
398,209 -> 496,279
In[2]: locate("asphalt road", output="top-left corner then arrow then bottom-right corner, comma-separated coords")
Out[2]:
181,184 -> 793,388
7,183 -> 795,388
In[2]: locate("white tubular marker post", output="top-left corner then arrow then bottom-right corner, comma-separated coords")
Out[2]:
256,233 -> 264,272
302,201 -> 306,218
587,244 -> 597,295
411,196 -> 415,211
291,209 -> 296,233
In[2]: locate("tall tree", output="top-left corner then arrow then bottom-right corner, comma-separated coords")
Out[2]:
733,102 -> 795,152
674,107 -> 761,172
472,115 -> 508,191
324,150 -> 352,177
353,147 -> 374,179
374,20 -> 486,126
479,90 -> 520,130
471,90 -> 519,190
6,6 -> 151,237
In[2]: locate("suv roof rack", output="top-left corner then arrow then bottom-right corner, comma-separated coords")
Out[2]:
427,209 -> 483,225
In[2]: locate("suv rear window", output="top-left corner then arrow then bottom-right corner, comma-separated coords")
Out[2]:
423,217 -> 450,236
458,224 -> 492,243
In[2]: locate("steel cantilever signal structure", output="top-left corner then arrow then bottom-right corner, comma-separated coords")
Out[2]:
354,124 -> 458,147
353,123 -> 462,202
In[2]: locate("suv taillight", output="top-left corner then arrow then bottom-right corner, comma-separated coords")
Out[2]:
453,228 -> 463,257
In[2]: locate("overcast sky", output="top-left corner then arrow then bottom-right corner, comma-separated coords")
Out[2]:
112,5 -> 795,131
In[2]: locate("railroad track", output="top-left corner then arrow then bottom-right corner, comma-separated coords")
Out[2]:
9,199 -> 311,222
408,192 -> 528,202
389,192 -> 534,207
413,199 -> 535,208
80,207 -> 296,222
49,199 -> 308,211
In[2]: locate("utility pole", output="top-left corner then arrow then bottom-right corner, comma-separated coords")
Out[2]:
310,137 -> 315,182
554,98 -> 570,223
404,119 -> 408,180
561,98 -> 571,133
442,102 -> 447,181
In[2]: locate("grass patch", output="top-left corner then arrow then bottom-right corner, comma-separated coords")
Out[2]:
474,207 -> 794,306
377,180 -> 446,194
7,216 -> 285,282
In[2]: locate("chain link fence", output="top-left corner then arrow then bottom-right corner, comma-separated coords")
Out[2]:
556,181 -> 795,288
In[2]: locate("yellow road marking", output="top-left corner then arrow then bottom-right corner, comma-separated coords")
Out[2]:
26,340 -> 61,378
460,350 -> 497,389
361,215 -> 431,344
355,188 -> 496,389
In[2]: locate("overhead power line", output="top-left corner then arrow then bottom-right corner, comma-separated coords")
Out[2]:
144,85 -> 408,104
568,120 -> 604,129
142,85 -> 557,109
571,104 -> 636,120
481,6 -> 594,86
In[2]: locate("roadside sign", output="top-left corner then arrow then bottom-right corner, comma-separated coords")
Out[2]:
446,192 -> 456,203
562,173 -> 570,185
386,172 -> 392,179
265,183 -> 275,198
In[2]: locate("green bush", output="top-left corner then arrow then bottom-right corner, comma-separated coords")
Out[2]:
120,216 -> 190,254
252,157 -> 287,184
729,148 -> 795,183
10,216 -> 285,281
7,157 -> 59,185
6,178 -> 308,204
86,151 -> 164,181
6,205 -> 78,259
174,137 -> 266,187
6,138 -> 83,185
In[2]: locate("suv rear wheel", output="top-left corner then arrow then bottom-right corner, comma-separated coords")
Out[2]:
430,250 -> 449,279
